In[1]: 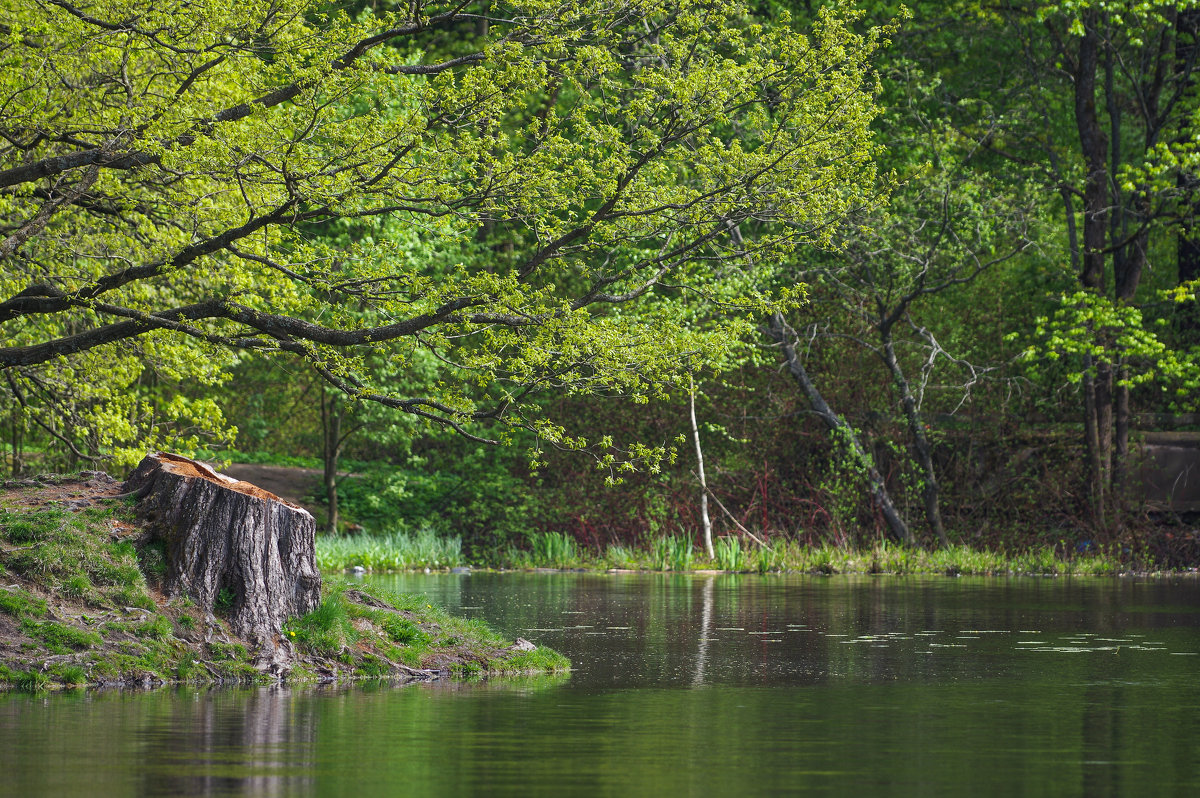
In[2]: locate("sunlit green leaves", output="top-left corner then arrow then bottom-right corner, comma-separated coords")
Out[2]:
1016,291 -> 1200,404
1,0 -> 886,466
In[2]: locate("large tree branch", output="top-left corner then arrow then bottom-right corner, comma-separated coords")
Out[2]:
0,163 -> 100,258
0,200 -> 299,322
0,9 -> 478,191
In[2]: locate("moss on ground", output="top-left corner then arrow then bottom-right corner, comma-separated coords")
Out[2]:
284,581 -> 570,679
0,473 -> 569,691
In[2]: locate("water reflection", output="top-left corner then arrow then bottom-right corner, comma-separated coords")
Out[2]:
693,576 -> 714,686
1,575 -> 1198,797
138,687 -> 315,797
376,573 -> 1200,689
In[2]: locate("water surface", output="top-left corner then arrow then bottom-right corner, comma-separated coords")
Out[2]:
2,574 -> 1198,796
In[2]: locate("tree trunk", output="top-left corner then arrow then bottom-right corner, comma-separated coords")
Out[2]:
1082,358 -> 1107,526
767,314 -> 914,546
1074,13 -> 1115,519
1178,10 -> 1200,289
688,374 -> 715,559
880,335 -> 949,547
8,401 -> 21,477
321,391 -> 341,535
123,452 -> 322,675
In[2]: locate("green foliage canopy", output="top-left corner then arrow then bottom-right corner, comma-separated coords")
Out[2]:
0,0 -> 885,465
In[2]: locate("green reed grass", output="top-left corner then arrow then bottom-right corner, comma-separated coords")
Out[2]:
316,527 -> 463,572
713,536 -> 745,571
527,531 -> 580,568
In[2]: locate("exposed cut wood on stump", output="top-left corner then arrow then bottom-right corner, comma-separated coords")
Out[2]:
123,452 -> 322,675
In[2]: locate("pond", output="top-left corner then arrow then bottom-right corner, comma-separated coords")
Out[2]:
2,573 -> 1198,796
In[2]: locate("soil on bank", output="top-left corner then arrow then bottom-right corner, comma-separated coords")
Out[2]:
0,473 -> 567,691
218,462 -> 324,508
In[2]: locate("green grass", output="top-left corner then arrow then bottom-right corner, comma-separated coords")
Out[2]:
507,531 -> 580,569
376,613 -> 428,645
20,619 -> 102,654
476,536 -> 1131,577
499,647 -> 572,674
754,543 -> 784,574
284,580 -> 569,677
316,528 -> 463,572
51,665 -> 88,686
285,589 -> 356,656
650,535 -> 696,571
0,491 -> 237,689
12,668 -> 50,692
0,586 -> 48,618
134,615 -> 173,640
174,654 -> 198,682
0,504 -> 154,607
713,537 -> 746,571
603,544 -> 638,569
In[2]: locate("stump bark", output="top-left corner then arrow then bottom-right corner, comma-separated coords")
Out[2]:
123,452 -> 322,674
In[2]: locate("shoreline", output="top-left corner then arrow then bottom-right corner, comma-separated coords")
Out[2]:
332,564 -> 1200,579
318,533 -> 1200,579
0,475 -> 568,692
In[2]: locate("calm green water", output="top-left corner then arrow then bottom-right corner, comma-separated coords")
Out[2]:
2,574 -> 1199,796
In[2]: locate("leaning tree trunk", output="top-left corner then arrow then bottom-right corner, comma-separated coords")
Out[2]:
123,452 -> 322,674
767,313 -> 915,546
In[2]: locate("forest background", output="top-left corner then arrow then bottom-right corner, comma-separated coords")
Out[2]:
3,0 -> 1199,568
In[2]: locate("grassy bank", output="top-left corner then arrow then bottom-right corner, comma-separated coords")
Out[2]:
319,530 -> 1138,576
0,476 -> 566,691
286,580 -> 567,679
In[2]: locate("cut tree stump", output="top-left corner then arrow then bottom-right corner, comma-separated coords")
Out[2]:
123,452 -> 322,674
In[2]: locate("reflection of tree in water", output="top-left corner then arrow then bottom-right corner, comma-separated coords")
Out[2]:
139,686 -> 315,798
693,576 -> 715,686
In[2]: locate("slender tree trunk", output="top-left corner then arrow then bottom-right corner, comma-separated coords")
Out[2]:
1074,12 -> 1114,519
9,402 -> 21,477
1179,222 -> 1200,285
1111,212 -> 1152,503
1113,363 -> 1131,497
1179,10 -> 1200,288
767,314 -> 914,546
320,392 -> 341,535
1082,358 -> 1107,525
1177,9 -> 1200,340
880,334 -> 948,547
688,374 -> 714,559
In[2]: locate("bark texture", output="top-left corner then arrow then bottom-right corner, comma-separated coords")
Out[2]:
123,452 -> 322,673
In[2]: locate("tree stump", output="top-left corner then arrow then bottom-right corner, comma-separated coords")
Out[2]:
123,452 -> 322,674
